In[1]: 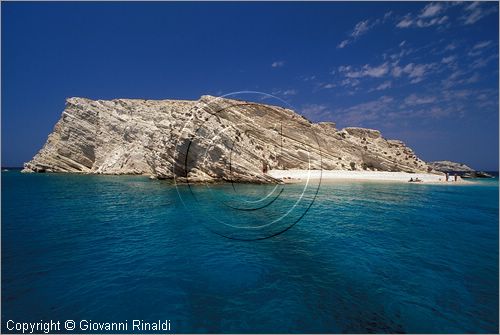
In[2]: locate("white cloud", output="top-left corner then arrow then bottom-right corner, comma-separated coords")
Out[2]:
391,62 -> 437,83
404,94 -> 437,105
471,54 -> 498,69
441,55 -> 456,64
420,3 -> 443,18
338,65 -> 352,72
442,89 -> 474,101
444,42 -> 458,51
396,16 -> 413,28
282,89 -> 298,96
387,46 -> 413,63
468,41 -> 493,57
337,18 -> 383,49
461,1 -> 498,25
335,87 -> 481,125
442,66 -> 485,87
364,63 -> 390,78
415,16 -> 448,28
463,5 -> 487,25
465,1 -> 481,11
322,83 -> 336,89
303,75 -> 316,82
443,70 -> 464,87
397,2 -> 449,29
410,77 -> 425,84
391,66 -> 403,77
477,93 -> 488,101
374,81 -> 392,91
468,50 -> 482,57
340,78 -> 360,87
427,106 -> 450,118
465,73 -> 481,84
271,61 -> 285,68
402,63 -> 436,83
341,62 -> 389,78
337,40 -> 349,49
337,60 -> 435,86
337,96 -> 394,125
272,89 -> 298,96
473,40 -> 492,49
351,20 -> 371,37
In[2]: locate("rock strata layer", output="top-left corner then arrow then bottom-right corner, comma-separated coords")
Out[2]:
23,96 -> 434,182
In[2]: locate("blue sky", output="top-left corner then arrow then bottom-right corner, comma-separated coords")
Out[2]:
2,1 -> 499,170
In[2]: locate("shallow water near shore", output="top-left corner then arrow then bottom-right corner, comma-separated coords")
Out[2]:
2,170 -> 499,333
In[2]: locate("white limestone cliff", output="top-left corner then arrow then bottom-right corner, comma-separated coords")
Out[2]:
23,95 -> 433,182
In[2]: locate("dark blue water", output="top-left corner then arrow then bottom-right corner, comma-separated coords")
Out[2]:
2,171 -> 498,333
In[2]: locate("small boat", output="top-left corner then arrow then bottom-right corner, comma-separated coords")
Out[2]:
281,177 -> 302,184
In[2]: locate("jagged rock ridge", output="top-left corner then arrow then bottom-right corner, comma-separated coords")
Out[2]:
23,95 -> 433,182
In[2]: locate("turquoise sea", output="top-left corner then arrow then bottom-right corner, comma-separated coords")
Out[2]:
2,170 -> 499,333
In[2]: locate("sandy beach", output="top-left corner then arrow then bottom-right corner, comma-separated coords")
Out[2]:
268,169 -> 469,184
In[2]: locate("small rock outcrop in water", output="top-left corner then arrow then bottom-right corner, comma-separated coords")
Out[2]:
23,96 -> 432,182
428,160 -> 493,178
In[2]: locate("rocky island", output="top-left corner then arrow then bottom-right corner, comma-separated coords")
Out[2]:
23,95 -> 436,183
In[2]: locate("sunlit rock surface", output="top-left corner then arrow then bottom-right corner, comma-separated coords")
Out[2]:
23,95 -> 432,182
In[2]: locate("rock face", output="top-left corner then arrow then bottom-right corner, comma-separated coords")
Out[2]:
23,95 -> 433,182
427,161 -> 475,173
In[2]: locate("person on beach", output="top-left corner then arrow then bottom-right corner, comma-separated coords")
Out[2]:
445,172 -> 449,182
